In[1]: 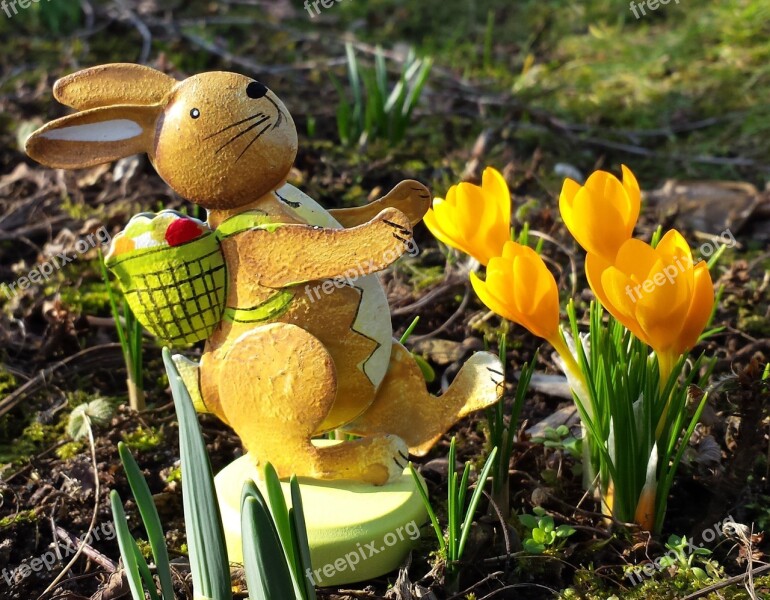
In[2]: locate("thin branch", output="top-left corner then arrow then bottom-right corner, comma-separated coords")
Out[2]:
38,422 -> 101,599
0,344 -> 124,418
680,563 -> 770,600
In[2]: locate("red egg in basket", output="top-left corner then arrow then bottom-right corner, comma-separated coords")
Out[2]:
165,218 -> 205,247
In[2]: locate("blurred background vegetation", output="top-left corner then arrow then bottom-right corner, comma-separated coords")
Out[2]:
1,0 -> 769,189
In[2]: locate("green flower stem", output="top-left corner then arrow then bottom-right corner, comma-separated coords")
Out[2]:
548,331 -> 598,492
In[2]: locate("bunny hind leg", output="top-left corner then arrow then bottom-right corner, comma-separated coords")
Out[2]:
217,323 -> 407,484
343,342 -> 504,455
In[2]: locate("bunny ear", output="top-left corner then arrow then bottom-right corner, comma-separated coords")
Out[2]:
25,104 -> 160,169
54,63 -> 176,110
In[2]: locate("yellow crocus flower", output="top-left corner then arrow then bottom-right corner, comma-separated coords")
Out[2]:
585,229 -> 714,370
471,239 -> 590,422
470,240 -> 560,342
559,165 -> 641,263
423,167 -> 511,266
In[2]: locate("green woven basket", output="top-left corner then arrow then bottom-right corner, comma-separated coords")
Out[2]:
106,231 -> 227,345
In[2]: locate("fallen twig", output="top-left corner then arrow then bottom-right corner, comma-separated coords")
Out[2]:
0,344 -> 124,418
39,419 -> 101,600
680,563 -> 770,599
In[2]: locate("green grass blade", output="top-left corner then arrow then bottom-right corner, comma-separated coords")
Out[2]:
483,9 -> 494,69
383,68 -> 407,115
706,243 -> 727,269
263,464 -> 298,577
132,538 -> 160,600
409,463 -> 445,553
240,480 -> 305,598
411,354 -> 436,383
704,283 -> 726,331
655,392 -> 710,533
290,476 -> 317,600
329,71 -> 353,145
447,437 -> 458,560
336,103 -> 352,146
100,249 -> 144,406
129,309 -> 144,386
507,355 -> 535,463
346,42 -> 362,106
286,512 -> 306,599
241,496 -> 296,600
457,463 -> 470,522
110,490 -> 148,600
457,447 -> 498,560
344,43 -> 363,134
362,67 -> 385,140
399,316 -> 420,344
162,348 -> 231,600
375,46 -> 388,99
402,59 -> 432,120
98,250 -> 129,357
118,442 -> 175,600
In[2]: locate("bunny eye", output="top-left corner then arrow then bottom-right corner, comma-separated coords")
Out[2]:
247,81 -> 268,99
190,108 -> 200,119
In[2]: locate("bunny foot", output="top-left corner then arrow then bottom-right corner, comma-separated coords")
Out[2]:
344,343 -> 505,455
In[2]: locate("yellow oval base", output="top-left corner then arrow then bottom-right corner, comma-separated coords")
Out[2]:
214,442 -> 428,587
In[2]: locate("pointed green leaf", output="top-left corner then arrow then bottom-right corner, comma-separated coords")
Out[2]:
241,493 -> 296,600
162,348 -> 231,600
118,442 -> 175,600
290,477 -> 317,600
110,490 -> 148,600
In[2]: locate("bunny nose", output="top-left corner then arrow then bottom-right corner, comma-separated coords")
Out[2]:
247,81 -> 268,99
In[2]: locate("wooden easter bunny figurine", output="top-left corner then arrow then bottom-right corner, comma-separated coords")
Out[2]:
26,64 -> 504,485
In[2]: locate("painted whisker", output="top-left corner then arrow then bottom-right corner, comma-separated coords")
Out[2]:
203,112 -> 266,141
235,122 -> 272,162
215,116 -> 271,155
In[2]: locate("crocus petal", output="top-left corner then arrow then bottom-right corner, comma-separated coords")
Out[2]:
470,271 -> 518,324
674,261 -> 714,354
614,238 -> 660,284
620,164 -> 641,229
585,252 -> 613,308
559,178 -> 582,235
584,169 -> 613,195
571,186 -> 629,261
454,182 -> 480,225
655,229 -> 694,272
631,230 -> 697,353
482,166 -> 512,232
599,263 -> 651,344
424,168 -> 512,265
635,260 -> 692,353
485,255 -> 517,308
559,166 -> 642,263
424,203 -> 474,259
511,248 -> 559,340
585,251 -> 644,340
